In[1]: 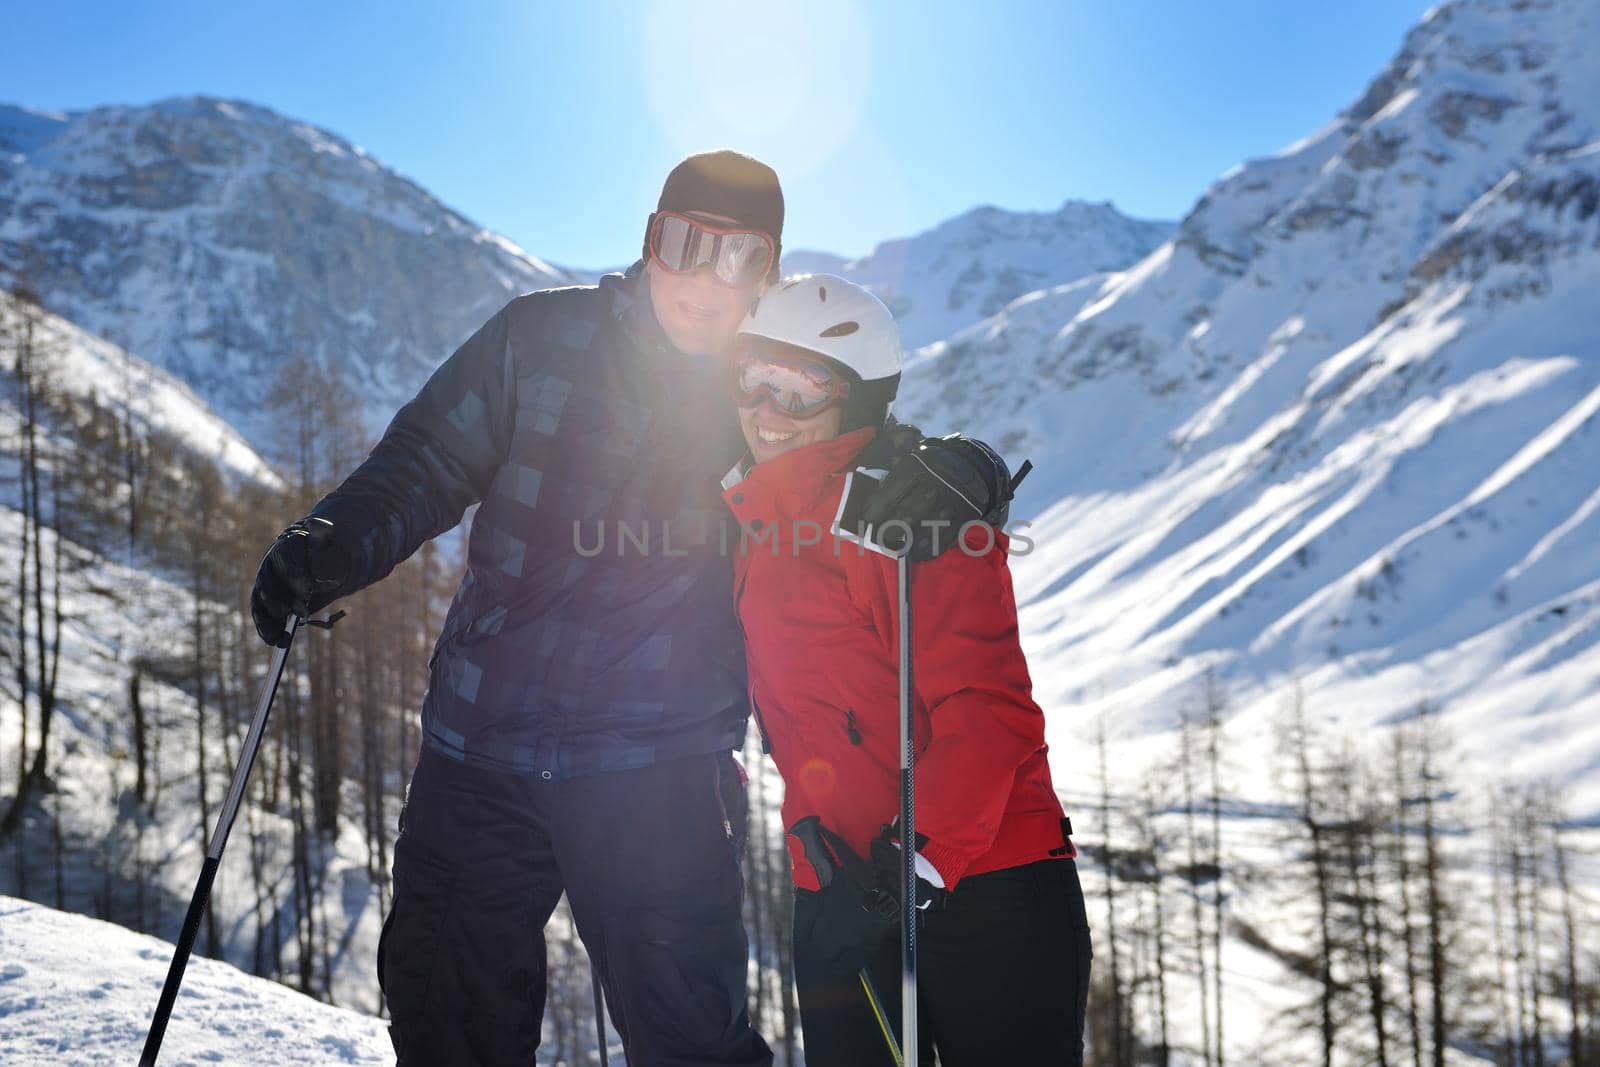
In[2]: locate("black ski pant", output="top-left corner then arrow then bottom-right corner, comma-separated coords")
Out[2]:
794,858 -> 1092,1066
378,744 -> 773,1067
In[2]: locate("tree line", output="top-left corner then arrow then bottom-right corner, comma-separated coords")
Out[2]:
1085,678 -> 1599,1067
0,284 -> 446,1011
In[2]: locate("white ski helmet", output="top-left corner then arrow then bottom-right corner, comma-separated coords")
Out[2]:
737,273 -> 903,430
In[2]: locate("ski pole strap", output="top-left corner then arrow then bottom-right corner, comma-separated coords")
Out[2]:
884,821 -> 929,853
303,609 -> 346,630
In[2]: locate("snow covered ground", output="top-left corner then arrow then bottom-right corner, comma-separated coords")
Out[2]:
0,894 -> 391,1066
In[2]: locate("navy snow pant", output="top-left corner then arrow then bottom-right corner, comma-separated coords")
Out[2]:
794,858 -> 1093,1066
378,744 -> 773,1067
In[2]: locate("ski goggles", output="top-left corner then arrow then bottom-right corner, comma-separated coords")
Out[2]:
648,211 -> 776,287
732,343 -> 851,418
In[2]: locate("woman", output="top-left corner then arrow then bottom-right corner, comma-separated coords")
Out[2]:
720,274 -> 1093,1065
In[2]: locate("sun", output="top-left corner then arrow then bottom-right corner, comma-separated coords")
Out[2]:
642,0 -> 871,182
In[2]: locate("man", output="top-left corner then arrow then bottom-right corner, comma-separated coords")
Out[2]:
251,150 -> 1015,1066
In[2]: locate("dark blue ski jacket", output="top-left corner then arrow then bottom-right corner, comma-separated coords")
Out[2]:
308,264 -> 751,779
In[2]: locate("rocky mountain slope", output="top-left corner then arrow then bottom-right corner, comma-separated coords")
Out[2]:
0,97 -> 576,444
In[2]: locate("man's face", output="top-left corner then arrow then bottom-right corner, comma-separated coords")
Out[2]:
645,211 -> 769,358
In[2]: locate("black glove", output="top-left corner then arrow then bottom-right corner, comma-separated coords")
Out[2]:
788,816 -> 897,981
250,518 -> 353,647
869,826 -> 948,921
857,419 -> 1019,561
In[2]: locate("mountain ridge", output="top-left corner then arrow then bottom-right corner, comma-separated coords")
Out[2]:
0,93 -> 577,446
783,197 -> 1172,348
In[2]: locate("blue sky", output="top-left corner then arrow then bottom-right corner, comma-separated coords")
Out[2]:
5,0 -> 1434,269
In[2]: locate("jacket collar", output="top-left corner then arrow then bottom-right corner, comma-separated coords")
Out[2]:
721,426 -> 878,495
609,259 -> 677,356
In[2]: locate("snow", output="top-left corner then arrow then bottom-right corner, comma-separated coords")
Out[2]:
3,291 -> 279,487
0,493 -> 409,1025
0,894 -> 391,1065
0,94 -> 583,449
0,103 -> 72,155
783,200 -> 1172,349
884,0 -> 1600,828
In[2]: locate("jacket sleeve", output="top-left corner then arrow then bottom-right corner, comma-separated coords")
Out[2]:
306,298 -> 524,596
850,526 -> 1046,889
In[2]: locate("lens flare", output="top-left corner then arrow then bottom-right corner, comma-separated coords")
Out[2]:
642,0 -> 870,182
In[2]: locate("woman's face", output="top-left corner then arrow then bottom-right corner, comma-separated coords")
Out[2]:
734,346 -> 847,463
738,393 -> 844,465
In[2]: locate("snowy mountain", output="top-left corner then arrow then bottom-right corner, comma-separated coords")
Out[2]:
0,894 -> 391,1065
0,97 -> 577,444
783,199 -> 1172,349
4,0 -> 1599,1059
894,0 -> 1600,811
0,287 -> 276,486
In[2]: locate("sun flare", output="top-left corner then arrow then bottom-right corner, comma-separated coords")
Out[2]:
642,0 -> 871,181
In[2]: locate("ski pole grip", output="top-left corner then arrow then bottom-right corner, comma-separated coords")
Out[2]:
788,816 -> 837,889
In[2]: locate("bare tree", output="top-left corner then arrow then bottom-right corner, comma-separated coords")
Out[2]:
1203,673 -> 1228,1067
1339,750 -> 1392,1067
1093,714 -> 1132,1067
1415,704 -> 1451,1067
1178,708 -> 1214,1067
1281,685 -> 1337,1067
1142,780 -> 1173,1067
1552,802 -> 1586,1067
1388,724 -> 1426,1067
1,291 -> 68,844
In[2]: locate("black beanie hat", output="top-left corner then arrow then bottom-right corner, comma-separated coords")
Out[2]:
643,150 -> 785,280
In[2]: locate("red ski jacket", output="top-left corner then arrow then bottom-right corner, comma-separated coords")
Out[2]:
722,427 -> 1070,891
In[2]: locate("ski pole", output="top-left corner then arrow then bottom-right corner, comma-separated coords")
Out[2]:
140,613 -> 310,1066
860,970 -> 905,1067
592,965 -> 609,1066
896,550 -> 918,1067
